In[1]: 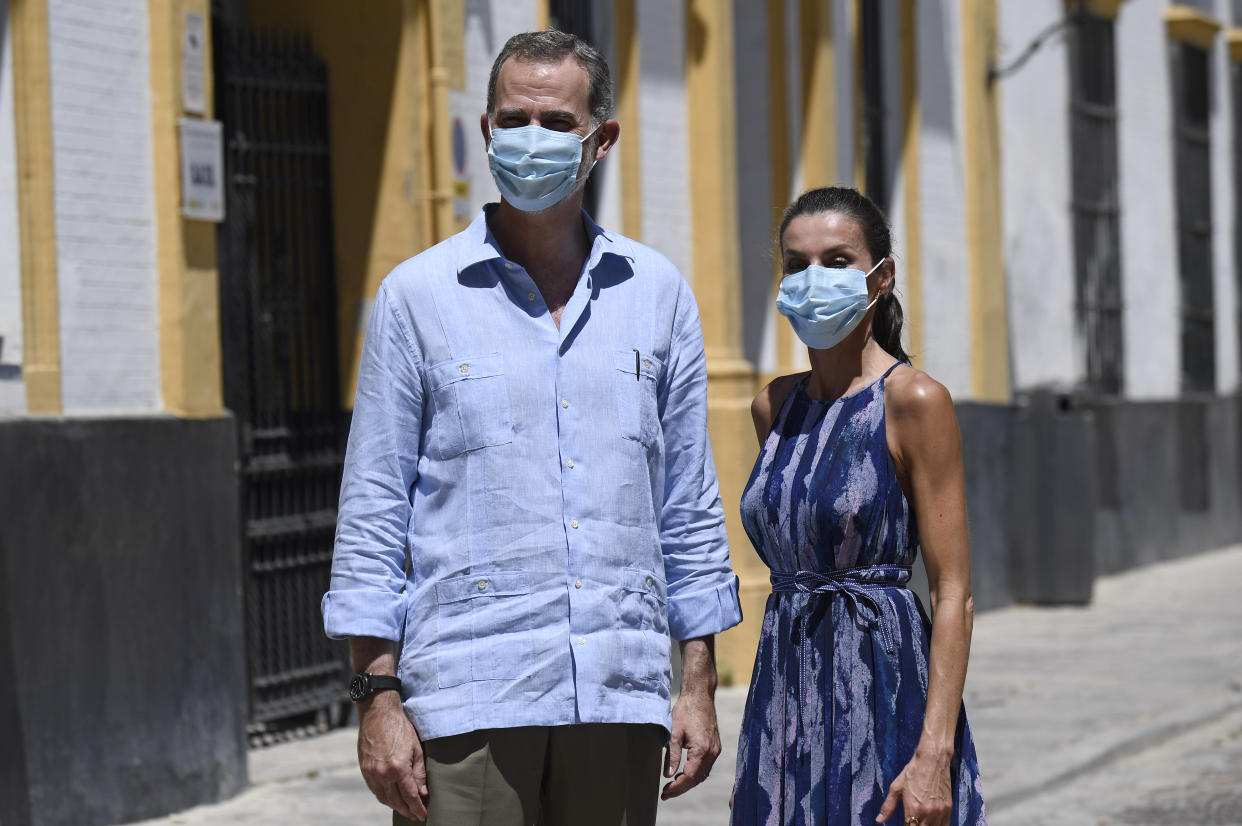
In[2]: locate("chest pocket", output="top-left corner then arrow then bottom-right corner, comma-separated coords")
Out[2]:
427,353 -> 514,459
613,348 -> 663,448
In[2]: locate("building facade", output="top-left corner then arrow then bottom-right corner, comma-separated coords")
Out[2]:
1,1 -> 1240,823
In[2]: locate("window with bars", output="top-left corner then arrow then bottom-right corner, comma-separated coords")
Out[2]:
1172,41 -> 1215,393
1068,11 -> 1124,394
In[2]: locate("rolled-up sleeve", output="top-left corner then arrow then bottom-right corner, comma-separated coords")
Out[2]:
322,283 -> 423,641
658,281 -> 743,641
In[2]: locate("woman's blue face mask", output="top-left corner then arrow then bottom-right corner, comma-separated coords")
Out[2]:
775,259 -> 885,350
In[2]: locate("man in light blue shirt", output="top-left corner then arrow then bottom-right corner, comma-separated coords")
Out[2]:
323,29 -> 741,825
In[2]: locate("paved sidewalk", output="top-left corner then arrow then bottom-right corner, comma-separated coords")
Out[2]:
124,545 -> 1242,825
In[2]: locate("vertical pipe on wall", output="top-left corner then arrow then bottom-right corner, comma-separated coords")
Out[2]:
900,0 -> 923,367
766,0 -> 794,377
10,0 -> 62,413
615,0 -> 641,240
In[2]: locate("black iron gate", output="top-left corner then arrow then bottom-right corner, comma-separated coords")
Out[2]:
213,18 -> 350,732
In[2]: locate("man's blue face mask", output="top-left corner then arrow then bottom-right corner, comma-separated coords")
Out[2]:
486,122 -> 600,212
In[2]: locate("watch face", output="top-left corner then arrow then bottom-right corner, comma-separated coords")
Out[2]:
349,673 -> 369,702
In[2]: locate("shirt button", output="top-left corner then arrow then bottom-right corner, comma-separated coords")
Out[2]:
577,636 -> 585,645
575,578 -> 582,588
646,577 -> 653,587
527,291 -> 536,301
560,398 -> 569,408
459,363 -> 470,374
643,359 -> 651,368
477,580 -> 487,590
570,519 -> 579,529
566,459 -> 574,468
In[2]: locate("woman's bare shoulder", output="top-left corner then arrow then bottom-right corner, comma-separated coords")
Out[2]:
884,363 -> 955,423
751,372 -> 808,440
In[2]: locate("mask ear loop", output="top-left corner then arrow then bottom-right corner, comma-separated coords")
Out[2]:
574,121 -> 604,183
863,256 -> 889,311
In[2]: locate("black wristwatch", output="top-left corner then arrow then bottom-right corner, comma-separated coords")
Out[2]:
349,672 -> 403,702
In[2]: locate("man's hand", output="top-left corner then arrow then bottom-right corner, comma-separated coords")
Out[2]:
662,687 -> 721,799
662,636 -> 722,800
357,690 -> 428,821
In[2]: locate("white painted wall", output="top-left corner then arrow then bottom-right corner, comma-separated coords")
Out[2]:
917,0 -> 972,398
997,0 -> 1080,391
637,0 -> 692,284
461,0 -> 539,217
47,0 -> 160,413
1116,0 -> 1180,399
0,0 -> 26,414
1211,8 -> 1238,392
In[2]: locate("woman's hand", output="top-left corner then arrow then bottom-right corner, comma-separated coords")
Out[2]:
876,748 -> 953,826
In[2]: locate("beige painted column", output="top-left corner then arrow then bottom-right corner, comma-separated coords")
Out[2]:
685,0 -> 761,686
961,0 -> 1010,402
798,0 -> 836,191
149,0 -> 224,417
615,0 -> 641,240
11,0 -> 62,413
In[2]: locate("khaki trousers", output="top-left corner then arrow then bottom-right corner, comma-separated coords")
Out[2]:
393,723 -> 665,826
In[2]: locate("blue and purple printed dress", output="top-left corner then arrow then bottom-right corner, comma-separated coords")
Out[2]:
731,363 -> 987,826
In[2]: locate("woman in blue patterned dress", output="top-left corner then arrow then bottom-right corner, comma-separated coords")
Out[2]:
731,187 -> 987,826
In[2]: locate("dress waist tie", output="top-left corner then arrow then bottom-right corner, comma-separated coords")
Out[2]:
769,565 -> 911,654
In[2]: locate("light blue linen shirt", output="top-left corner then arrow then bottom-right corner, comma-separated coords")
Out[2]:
323,206 -> 742,740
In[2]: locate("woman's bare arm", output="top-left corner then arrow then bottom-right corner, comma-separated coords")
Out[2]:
878,367 -> 973,826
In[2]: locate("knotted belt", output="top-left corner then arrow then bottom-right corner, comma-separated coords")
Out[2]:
769,565 -> 911,654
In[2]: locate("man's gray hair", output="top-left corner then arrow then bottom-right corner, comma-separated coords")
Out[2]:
486,29 -> 615,128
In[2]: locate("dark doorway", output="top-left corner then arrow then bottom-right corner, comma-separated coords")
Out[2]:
213,13 -> 350,735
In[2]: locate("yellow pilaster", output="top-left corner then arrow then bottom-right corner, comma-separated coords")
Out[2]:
899,0 -> 923,367
149,0 -> 224,418
426,0 -> 457,244
1163,5 -> 1221,50
961,0 -> 1010,402
798,0 -> 836,190
11,0 -> 62,413
615,0 -> 641,239
535,0 -> 549,31
766,0 -> 794,380
686,0 -> 760,686
1080,0 -> 1126,20
1228,28 -> 1242,64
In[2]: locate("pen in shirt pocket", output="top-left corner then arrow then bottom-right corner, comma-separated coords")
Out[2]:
634,349 -> 640,380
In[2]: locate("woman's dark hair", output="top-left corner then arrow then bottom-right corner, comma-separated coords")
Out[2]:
779,186 -> 910,363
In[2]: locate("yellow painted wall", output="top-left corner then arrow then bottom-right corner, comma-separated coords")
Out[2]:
11,0 -> 62,413
685,0 -> 762,686
246,0 -> 431,407
149,0 -> 224,418
961,0 -> 1010,402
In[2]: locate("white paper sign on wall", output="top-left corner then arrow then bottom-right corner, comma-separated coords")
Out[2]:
179,117 -> 225,222
183,12 -> 207,115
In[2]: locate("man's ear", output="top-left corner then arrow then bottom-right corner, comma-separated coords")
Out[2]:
591,119 -> 621,161
480,113 -> 491,147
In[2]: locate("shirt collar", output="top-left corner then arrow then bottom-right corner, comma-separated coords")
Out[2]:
455,204 -> 622,278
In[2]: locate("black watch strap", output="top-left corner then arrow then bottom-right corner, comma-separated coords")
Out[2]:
349,672 -> 403,702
